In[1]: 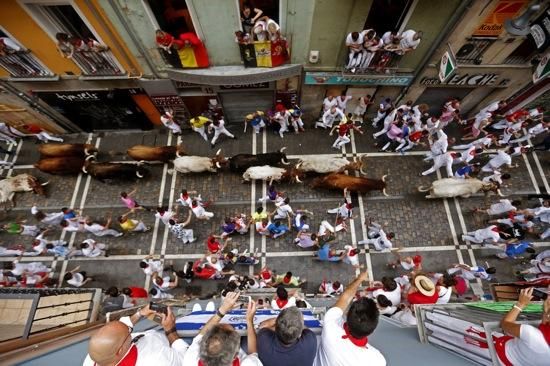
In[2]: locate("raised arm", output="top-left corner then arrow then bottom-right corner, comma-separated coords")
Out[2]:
199,292 -> 239,336
334,272 -> 369,311
246,300 -> 258,354
500,287 -> 533,337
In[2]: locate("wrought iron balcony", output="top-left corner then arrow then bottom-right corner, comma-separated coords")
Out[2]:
70,49 -> 123,76
0,50 -> 53,78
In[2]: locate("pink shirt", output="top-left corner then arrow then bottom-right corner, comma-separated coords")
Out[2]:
121,196 -> 136,209
387,124 -> 402,140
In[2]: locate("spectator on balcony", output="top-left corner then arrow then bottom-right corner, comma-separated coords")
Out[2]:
241,3 -> 263,34
68,36 -> 100,74
252,20 -> 268,41
0,37 -> 21,55
398,30 -> 423,54
345,31 -> 364,72
155,29 -> 183,68
315,272 -> 386,366
160,110 -> 182,135
235,30 -> 252,44
358,29 -> 378,68
55,32 -> 73,58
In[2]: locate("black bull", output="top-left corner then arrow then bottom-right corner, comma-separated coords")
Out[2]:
228,151 -> 290,172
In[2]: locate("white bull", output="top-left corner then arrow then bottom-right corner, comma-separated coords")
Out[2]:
242,165 -> 302,183
418,178 -> 501,199
297,156 -> 366,174
0,174 -> 48,207
169,149 -> 225,174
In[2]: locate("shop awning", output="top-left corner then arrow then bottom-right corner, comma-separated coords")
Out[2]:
166,64 -> 302,85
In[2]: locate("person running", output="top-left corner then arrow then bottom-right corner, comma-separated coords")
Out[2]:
160,110 -> 182,135
316,106 -> 345,129
330,118 -> 363,150
190,115 -> 212,142
209,117 -> 235,148
169,209 -> 195,244
120,188 -> 149,214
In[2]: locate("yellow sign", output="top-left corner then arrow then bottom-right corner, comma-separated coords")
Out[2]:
472,0 -> 528,37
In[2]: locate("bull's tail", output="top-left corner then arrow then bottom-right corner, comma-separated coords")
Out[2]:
417,185 -> 431,192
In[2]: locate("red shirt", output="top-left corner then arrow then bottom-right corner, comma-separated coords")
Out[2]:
338,124 -> 352,137
407,290 -> 438,305
127,287 -> 148,298
207,238 -> 221,253
409,131 -> 423,142
156,34 -> 174,47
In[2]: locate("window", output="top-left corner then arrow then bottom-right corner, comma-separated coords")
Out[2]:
504,37 -> 537,65
21,1 -> 124,76
146,0 -> 195,35
364,0 -> 414,34
0,28 -> 52,78
240,0 -> 280,24
455,38 -> 495,65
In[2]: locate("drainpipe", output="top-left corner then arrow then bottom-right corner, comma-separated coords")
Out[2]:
395,0 -> 474,103
105,0 -> 161,78
0,81 -> 80,132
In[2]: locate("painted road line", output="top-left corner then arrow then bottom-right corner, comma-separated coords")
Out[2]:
436,169 -> 465,264
248,128 -> 257,276
145,132 -> 173,289
260,127 -> 267,269
160,135 -> 180,258
57,134 -> 99,286
522,153 -> 541,195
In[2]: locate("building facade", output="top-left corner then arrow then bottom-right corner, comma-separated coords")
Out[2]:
0,0 -> 547,132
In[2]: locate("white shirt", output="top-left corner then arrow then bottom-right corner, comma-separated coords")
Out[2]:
155,211 -> 174,225
82,316 -> 188,366
400,30 -> 420,50
322,108 -> 345,125
270,296 -> 297,310
482,171 -> 503,184
373,230 -> 393,250
142,259 -> 163,276
488,151 -> 512,169
345,32 -> 364,48
183,334 -> 262,366
322,98 -> 338,112
436,286 -> 452,304
84,223 -> 107,234
504,324 -> 550,366
320,281 -> 344,296
480,101 -> 500,115
314,307 -> 386,366
81,239 -> 103,257
67,272 -> 85,287
373,286 -> 402,307
275,202 -> 293,218
488,199 -> 516,215
336,96 -> 353,111
474,226 -> 501,243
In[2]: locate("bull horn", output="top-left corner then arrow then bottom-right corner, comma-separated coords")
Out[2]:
381,174 -> 387,182
215,162 -> 221,169
280,147 -> 287,152
82,166 -> 88,174
496,189 -> 505,197
382,188 -> 389,197
215,149 -> 221,156
138,160 -> 146,166
359,162 -> 367,175
40,181 -> 50,186
176,150 -> 184,158
281,158 -> 290,165
136,170 -> 144,178
84,147 -> 90,156
418,185 -> 430,192
85,155 -> 96,161
295,175 -> 302,183
296,162 -> 302,169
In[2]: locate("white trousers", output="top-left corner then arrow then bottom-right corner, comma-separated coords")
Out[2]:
36,132 -> 64,142
211,127 -> 234,144
332,135 -> 350,148
193,126 -> 208,141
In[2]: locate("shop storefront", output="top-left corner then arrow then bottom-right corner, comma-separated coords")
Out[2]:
35,89 -> 154,132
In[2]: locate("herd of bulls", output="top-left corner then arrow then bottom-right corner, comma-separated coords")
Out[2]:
0,142 -> 502,207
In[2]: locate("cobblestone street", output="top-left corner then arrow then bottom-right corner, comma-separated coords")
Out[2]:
0,122 -> 548,297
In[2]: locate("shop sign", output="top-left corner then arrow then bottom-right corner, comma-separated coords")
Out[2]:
529,8 -> 550,50
174,81 -> 199,89
53,91 -> 101,102
533,50 -> 550,83
472,0 -> 529,37
149,95 -> 185,107
304,72 -> 413,86
420,73 -> 500,86
439,51 -> 457,83
219,82 -> 270,90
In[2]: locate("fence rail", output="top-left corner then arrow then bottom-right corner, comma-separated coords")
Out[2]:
71,50 -> 123,76
0,50 -> 52,78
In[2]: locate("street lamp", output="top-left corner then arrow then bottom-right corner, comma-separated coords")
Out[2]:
504,3 -> 542,36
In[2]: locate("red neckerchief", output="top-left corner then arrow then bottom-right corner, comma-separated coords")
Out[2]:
539,323 -> 550,344
199,358 -> 240,366
491,226 -> 500,233
276,298 -> 288,309
94,344 -> 138,366
342,322 -> 368,347
494,335 -> 513,366
181,193 -> 189,200
283,276 -> 291,284
156,278 -> 163,286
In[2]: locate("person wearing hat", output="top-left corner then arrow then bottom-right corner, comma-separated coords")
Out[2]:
407,275 -> 438,305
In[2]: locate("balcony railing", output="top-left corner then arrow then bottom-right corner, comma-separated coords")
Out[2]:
71,50 -> 123,76
0,50 -> 53,78
342,50 -> 400,75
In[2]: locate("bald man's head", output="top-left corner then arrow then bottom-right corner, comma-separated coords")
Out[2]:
89,321 -> 131,365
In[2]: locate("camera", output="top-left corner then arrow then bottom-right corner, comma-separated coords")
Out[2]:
150,302 -> 168,315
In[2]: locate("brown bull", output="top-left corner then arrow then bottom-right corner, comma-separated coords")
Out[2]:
38,143 -> 97,158
34,157 -> 85,175
83,156 -> 147,182
311,173 -> 388,196
127,144 -> 185,163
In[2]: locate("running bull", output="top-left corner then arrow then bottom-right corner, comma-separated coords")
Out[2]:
242,165 -> 305,183
296,155 -> 367,175
228,147 -> 290,172
0,173 -> 48,207
38,143 -> 97,158
169,149 -> 227,174
82,156 -> 147,182
35,157 -> 86,175
127,144 -> 186,163
418,178 -> 502,199
311,173 -> 388,195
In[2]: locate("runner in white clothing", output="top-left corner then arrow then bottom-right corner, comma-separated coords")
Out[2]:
421,152 -> 456,177
160,110 -> 182,135
209,118 -> 235,147
474,199 -> 519,216
80,238 -> 108,257
336,93 -> 353,112
316,106 -> 345,129
461,225 -> 502,244
140,257 -> 163,277
481,149 -> 514,172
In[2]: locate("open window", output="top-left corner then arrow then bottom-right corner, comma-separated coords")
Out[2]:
0,28 -> 52,78
504,37 -> 538,65
21,1 -> 124,76
146,0 -> 195,36
239,0 -> 280,25
364,0 -> 414,34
